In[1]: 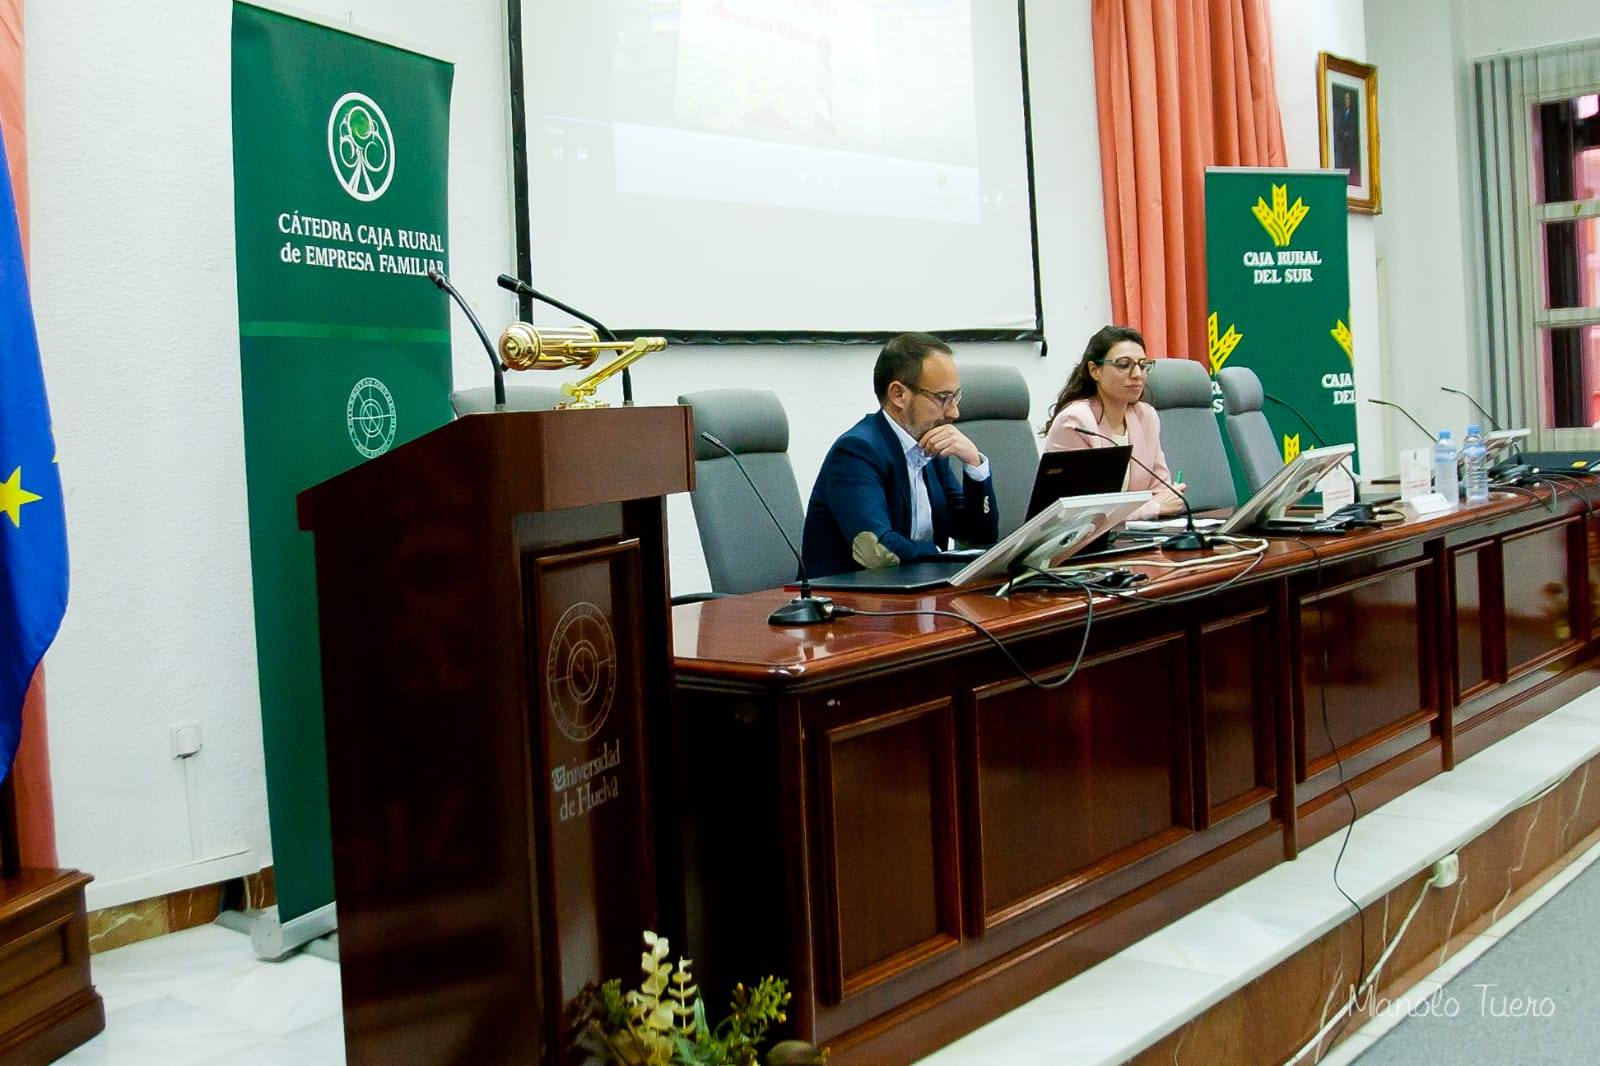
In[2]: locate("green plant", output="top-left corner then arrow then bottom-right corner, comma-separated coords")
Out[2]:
568,931 -> 825,1066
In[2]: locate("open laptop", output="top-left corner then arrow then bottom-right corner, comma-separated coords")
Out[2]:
809,491 -> 1152,592
1025,446 -> 1132,520
1218,443 -> 1357,534
1023,445 -> 1171,557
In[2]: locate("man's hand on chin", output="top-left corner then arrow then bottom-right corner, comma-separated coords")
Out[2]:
918,424 -> 982,469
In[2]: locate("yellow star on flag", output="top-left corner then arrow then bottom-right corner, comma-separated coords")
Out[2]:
0,466 -> 43,527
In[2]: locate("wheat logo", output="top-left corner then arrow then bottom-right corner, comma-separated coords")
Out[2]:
328,92 -> 395,202
1283,433 -> 1301,463
1252,184 -> 1309,248
1331,318 -> 1354,362
1208,312 -> 1244,374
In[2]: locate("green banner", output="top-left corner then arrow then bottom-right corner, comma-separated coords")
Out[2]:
231,2 -> 453,929
1204,168 -> 1356,495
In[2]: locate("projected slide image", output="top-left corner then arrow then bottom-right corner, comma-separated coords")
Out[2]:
588,0 -> 981,220
673,0 -> 883,155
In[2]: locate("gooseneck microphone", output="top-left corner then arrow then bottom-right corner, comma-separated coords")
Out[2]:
1367,397 -> 1435,444
1439,386 -> 1502,432
1073,427 -> 1211,551
699,431 -> 834,625
1263,391 -> 1361,493
497,273 -> 633,405
428,269 -> 505,408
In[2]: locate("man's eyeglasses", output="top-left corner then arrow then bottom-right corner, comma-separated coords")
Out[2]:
1098,356 -> 1156,374
910,386 -> 963,409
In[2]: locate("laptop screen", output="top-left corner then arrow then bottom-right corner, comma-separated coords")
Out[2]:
1025,446 -> 1133,520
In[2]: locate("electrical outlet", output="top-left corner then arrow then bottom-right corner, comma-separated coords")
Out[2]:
170,723 -> 202,759
1431,853 -> 1460,888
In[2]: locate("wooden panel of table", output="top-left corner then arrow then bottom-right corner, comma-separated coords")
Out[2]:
666,488 -> 1600,1064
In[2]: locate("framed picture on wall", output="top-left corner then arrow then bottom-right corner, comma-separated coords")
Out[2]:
1317,53 -> 1381,214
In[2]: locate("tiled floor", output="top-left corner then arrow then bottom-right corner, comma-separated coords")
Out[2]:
60,924 -> 344,1065
59,681 -> 1600,1066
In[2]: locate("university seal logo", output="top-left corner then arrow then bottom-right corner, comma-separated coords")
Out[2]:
346,377 -> 397,458
328,92 -> 395,202
546,602 -> 618,743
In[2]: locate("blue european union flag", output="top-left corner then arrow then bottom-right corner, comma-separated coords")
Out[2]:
0,127 -> 67,785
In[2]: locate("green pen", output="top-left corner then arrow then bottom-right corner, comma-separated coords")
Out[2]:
1175,469 -> 1184,484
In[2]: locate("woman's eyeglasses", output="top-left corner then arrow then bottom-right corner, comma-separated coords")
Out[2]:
1098,356 -> 1156,374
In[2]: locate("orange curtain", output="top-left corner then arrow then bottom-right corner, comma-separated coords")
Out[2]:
0,0 -> 24,250
1,0 -> 56,869
1091,0 -> 1286,364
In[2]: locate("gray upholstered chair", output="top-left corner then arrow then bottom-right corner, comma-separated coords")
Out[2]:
678,389 -> 805,595
1143,357 -> 1237,512
1216,366 -> 1284,494
450,384 -> 565,416
947,364 -> 1038,538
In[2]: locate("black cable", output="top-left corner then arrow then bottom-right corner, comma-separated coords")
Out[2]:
1037,540 -> 1270,608
1002,564 -> 1145,598
1535,471 -> 1598,518
1494,480 -> 1558,514
1291,536 -> 1368,1045
834,584 -> 1097,692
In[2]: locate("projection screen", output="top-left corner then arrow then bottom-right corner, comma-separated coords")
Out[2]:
513,0 -> 1041,338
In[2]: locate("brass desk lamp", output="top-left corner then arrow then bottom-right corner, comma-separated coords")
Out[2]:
497,322 -> 667,409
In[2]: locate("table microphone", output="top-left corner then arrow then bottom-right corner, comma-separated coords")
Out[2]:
1436,386 -> 1541,480
1263,391 -> 1362,495
1439,386 -> 1501,432
699,431 -> 835,625
428,269 -> 505,407
1073,427 -> 1211,550
497,273 -> 633,405
1367,397 -> 1436,444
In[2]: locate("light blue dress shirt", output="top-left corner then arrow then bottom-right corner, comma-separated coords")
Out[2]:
881,411 -> 990,542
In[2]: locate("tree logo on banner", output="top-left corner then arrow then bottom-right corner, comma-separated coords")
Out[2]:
1330,318 -> 1354,363
1252,184 -> 1309,247
346,376 -> 397,458
1208,311 -> 1244,374
327,92 -> 395,202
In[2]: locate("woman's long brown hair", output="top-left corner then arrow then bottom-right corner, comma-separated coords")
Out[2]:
1041,325 -> 1146,437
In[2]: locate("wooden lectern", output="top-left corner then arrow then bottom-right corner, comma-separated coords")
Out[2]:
298,406 -> 693,1065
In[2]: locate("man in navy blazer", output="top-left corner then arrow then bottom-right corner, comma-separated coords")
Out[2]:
802,333 -> 1000,577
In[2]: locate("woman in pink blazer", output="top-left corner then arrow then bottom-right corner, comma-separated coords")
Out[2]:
1041,325 -> 1187,519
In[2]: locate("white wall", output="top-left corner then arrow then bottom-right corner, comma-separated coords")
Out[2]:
1458,0 -> 1600,57
1363,0 -> 1478,457
28,0 -> 1388,903
28,0 -> 517,906
1269,0 -> 1386,471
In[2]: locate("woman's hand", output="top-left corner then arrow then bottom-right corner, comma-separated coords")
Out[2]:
1154,483 -> 1187,516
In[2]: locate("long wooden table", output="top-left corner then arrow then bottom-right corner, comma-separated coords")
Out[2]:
664,486 -> 1600,1063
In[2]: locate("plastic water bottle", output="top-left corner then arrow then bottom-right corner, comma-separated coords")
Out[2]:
1463,424 -> 1490,503
1433,430 -> 1459,502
